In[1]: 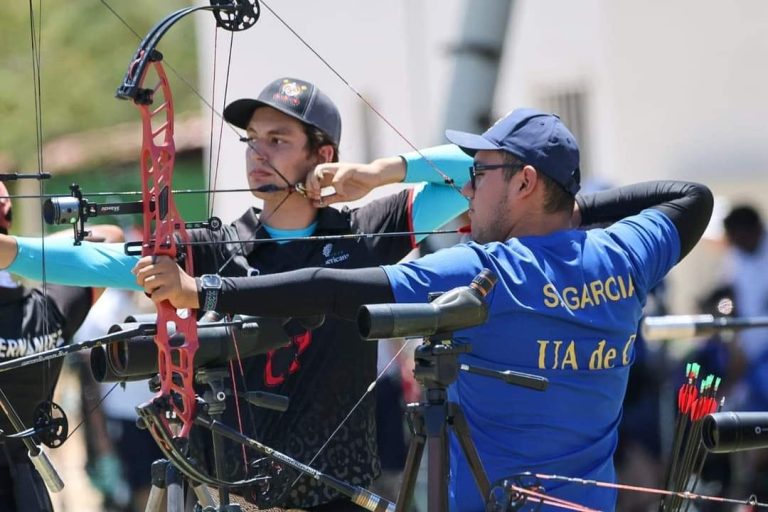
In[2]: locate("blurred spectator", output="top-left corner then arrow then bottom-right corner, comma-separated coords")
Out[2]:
721,204 -> 768,501
722,205 -> 768,408
370,338 -> 418,505
615,282 -> 667,512
0,182 -> 122,511
675,285 -> 743,510
74,276 -> 161,512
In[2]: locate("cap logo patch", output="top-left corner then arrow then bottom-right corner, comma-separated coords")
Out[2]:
273,80 -> 307,107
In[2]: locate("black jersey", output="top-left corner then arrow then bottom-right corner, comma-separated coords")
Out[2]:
186,190 -> 416,508
0,285 -> 92,463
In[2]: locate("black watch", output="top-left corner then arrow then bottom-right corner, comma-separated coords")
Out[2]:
199,274 -> 223,311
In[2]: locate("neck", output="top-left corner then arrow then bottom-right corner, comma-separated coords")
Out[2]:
260,193 -> 319,230
506,210 -> 572,239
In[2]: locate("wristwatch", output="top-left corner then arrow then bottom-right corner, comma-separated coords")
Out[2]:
199,274 -> 223,311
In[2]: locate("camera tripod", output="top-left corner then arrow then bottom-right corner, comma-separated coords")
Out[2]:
394,334 -> 548,512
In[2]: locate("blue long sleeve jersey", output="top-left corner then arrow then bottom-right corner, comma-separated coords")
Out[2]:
7,145 -> 471,290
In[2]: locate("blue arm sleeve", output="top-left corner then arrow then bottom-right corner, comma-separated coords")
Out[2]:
7,237 -> 142,291
402,144 -> 470,186
402,144 -> 471,243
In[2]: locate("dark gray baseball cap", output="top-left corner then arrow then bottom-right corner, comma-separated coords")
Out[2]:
224,77 -> 342,145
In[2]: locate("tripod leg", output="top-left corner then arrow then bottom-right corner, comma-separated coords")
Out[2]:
448,403 -> 490,500
166,462 -> 185,512
426,432 -> 448,512
145,459 -> 168,512
192,482 -> 215,509
395,405 -> 426,512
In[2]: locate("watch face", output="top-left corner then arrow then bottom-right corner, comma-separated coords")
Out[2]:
202,274 -> 222,288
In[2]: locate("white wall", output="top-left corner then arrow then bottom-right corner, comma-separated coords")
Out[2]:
500,0 -> 768,190
196,0 -> 464,221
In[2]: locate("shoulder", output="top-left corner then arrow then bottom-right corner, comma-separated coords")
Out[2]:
354,188 -> 410,212
340,190 -> 414,239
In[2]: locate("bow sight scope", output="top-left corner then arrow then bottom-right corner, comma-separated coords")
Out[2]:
91,314 -> 324,383
702,411 -> 768,453
358,269 -> 498,339
43,196 -> 81,226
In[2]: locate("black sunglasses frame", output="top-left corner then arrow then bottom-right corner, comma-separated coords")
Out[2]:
468,162 -> 525,189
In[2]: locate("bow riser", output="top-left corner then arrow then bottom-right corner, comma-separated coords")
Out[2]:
133,54 -> 199,439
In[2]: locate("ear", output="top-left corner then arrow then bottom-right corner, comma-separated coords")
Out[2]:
516,165 -> 539,199
317,144 -> 335,164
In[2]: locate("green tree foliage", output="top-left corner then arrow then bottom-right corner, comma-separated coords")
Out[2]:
0,0 -> 200,167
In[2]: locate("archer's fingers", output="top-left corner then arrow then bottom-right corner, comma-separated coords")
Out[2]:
141,272 -> 164,295
133,264 -> 154,287
312,192 -> 341,207
133,255 -> 155,274
305,166 -> 327,197
147,285 -> 171,305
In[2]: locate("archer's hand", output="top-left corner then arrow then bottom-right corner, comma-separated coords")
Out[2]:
304,157 -> 405,206
133,255 -> 199,309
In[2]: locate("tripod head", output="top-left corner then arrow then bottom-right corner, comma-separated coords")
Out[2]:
412,339 -> 471,389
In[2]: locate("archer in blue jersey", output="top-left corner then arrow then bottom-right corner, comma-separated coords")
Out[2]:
134,109 -> 713,511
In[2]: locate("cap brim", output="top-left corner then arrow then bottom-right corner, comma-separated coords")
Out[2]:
224,98 -> 311,131
223,99 -> 264,129
445,129 -> 501,156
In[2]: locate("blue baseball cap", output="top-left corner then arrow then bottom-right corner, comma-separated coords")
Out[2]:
224,77 -> 342,145
445,108 -> 581,195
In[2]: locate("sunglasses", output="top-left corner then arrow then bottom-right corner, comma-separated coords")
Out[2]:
468,162 -> 524,189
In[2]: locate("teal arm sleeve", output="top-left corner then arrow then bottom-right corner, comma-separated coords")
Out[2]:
402,144 -> 471,186
401,144 -> 471,243
8,237 -> 142,291
410,183 -> 468,243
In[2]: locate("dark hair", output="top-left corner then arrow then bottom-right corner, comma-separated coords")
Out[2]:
724,205 -> 762,232
502,153 -> 574,213
303,124 -> 339,163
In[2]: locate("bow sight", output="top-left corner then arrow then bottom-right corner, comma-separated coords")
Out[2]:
43,183 -> 222,246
